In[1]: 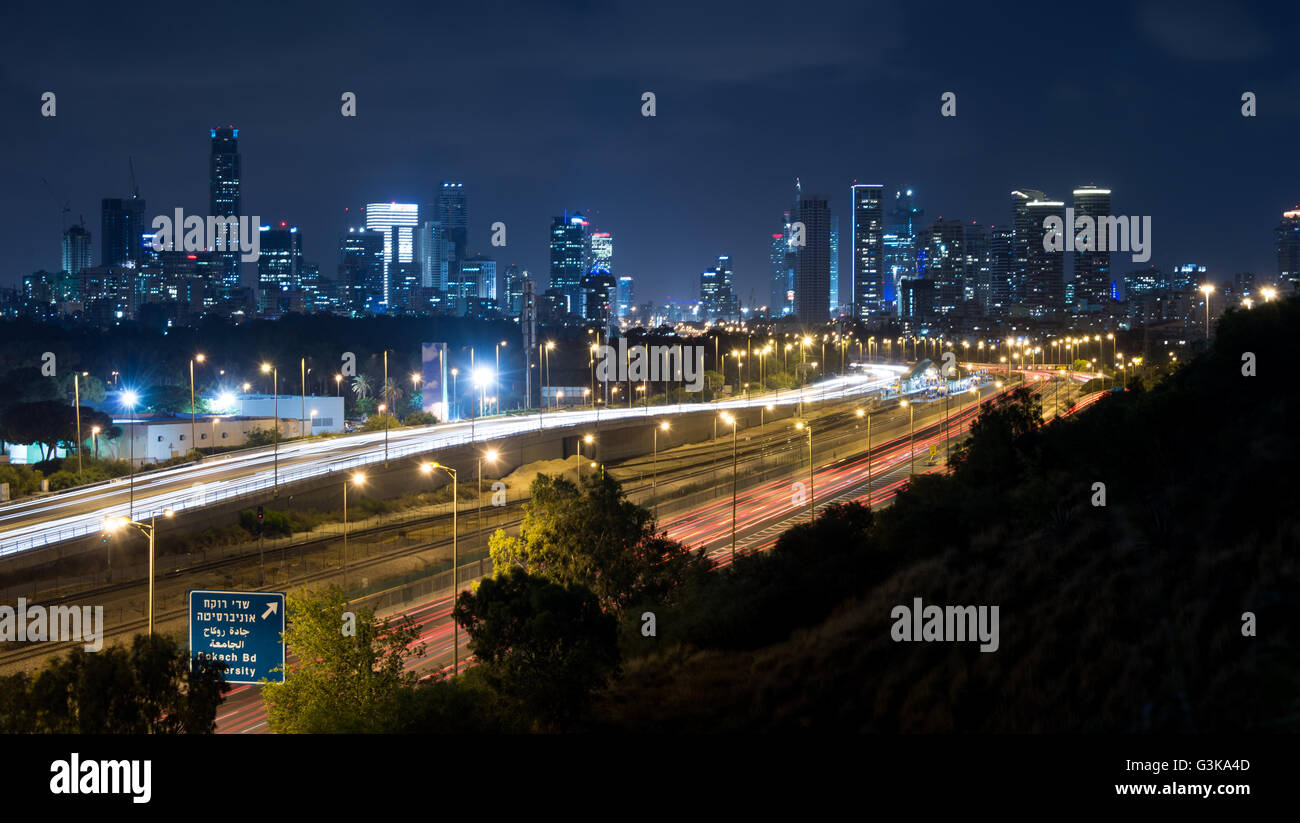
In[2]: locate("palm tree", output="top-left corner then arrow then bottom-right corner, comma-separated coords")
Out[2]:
382,378 -> 404,406
351,374 -> 372,400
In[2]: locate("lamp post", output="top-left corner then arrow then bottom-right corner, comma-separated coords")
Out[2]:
73,372 -> 83,476
578,433 -> 593,480
342,472 -> 365,596
478,448 -> 498,550
411,372 -> 421,416
189,353 -> 205,453
794,420 -> 813,523
120,390 -> 139,519
90,425 -> 100,461
1200,283 -> 1215,340
451,368 -> 459,421
653,420 -> 668,521
382,350 -> 390,466
309,409 -> 317,437
721,412 -> 738,560
260,363 -> 279,493
335,373 -> 343,396
900,399 -> 915,476
101,510 -> 174,637
496,340 -> 507,413
422,461 -> 459,676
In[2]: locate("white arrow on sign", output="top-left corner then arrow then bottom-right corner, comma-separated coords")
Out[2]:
262,601 -> 278,620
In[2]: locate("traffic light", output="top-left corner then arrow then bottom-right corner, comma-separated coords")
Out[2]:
257,505 -> 264,533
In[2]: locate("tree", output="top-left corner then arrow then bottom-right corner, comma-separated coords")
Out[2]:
361,412 -> 400,432
145,384 -> 193,415
404,410 -> 437,426
488,472 -> 710,612
262,586 -> 423,733
0,634 -> 228,733
453,568 -> 620,729
351,374 -> 372,401
0,401 -> 113,462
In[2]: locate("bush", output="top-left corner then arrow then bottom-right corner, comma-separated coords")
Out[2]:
0,464 -> 44,498
403,411 -> 437,426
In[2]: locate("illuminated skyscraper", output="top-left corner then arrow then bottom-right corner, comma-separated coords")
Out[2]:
339,228 -> 385,314
1276,207 -> 1300,291
210,126 -> 242,290
616,275 -> 634,319
101,195 -> 146,268
850,183 -> 884,319
1024,196 -> 1066,315
549,211 -> 588,313
365,202 -> 419,308
61,222 -> 93,276
829,215 -> 839,314
1072,185 -> 1112,314
590,231 -> 613,273
769,230 -> 788,314
792,185 -> 831,325
420,220 -> 452,290
257,223 -> 303,314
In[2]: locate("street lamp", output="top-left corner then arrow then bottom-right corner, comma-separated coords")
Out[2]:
335,373 -> 343,396
90,425 -> 100,461
450,367 -> 459,421
189,353 -> 205,454
900,399 -> 915,476
478,448 -> 498,551
652,420 -> 669,521
378,403 -> 388,460
120,389 -> 139,519
794,420 -> 814,523
421,461 -> 460,676
342,472 -> 365,596
260,363 -> 279,493
577,433 -> 594,479
1200,283 -> 1215,340
495,340 -> 507,413
721,412 -> 738,561
309,409 -> 317,437
101,509 -> 174,636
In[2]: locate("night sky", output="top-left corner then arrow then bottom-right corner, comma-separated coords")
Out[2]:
3,0 -> 1296,302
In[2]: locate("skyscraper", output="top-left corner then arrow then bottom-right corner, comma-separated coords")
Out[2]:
590,232 -> 613,273
986,226 -> 1015,312
364,202 -> 419,308
503,265 -> 528,316
769,231 -> 788,313
829,215 -> 839,314
920,219 -> 965,315
549,212 -> 588,313
884,188 -> 923,311
1276,207 -> 1300,291
339,228 -> 386,314
101,195 -> 146,268
61,222 -> 93,276
459,255 -> 497,303
850,183 -> 884,319
420,220 -> 452,290
1011,188 -> 1047,309
437,182 -> 467,290
1072,186 -> 1112,314
1024,197 -> 1066,315
210,127 -> 242,291
699,255 -> 736,320
616,275 -> 635,319
257,223 -> 303,314
791,187 -> 832,326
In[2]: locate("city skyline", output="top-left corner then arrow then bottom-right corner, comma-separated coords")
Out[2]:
5,1 -> 1297,305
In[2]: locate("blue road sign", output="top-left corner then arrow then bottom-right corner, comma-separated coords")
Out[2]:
189,590 -> 285,684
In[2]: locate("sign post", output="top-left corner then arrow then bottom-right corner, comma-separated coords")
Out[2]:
189,590 -> 286,684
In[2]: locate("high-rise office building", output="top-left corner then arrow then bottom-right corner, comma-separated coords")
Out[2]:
850,183 -> 884,319
1072,186 -> 1112,314
963,221 -> 990,310
437,182 -> 467,255
829,215 -> 839,313
1010,189 -> 1047,308
986,226 -> 1015,312
1024,197 -> 1066,315
339,228 -> 386,314
419,220 -> 452,290
549,212 -> 588,313
101,195 -> 146,268
616,275 -> 634,319
699,255 -> 736,320
1276,207 -> 1300,291
62,222 -> 93,276
919,219 -> 965,315
210,126 -> 242,290
459,255 -> 497,302
884,188 -> 923,311
791,187 -> 832,325
769,231 -> 788,313
503,264 -> 528,316
364,202 -> 419,308
590,231 -> 613,273
257,223 -> 303,313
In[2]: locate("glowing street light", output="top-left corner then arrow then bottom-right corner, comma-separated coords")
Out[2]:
343,472 -> 366,595
260,362 -> 280,492
421,461 -> 461,676
101,509 -> 174,635
794,420 -> 814,523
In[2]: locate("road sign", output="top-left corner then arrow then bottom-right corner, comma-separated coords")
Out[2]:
189,590 -> 285,684
929,444 -> 938,457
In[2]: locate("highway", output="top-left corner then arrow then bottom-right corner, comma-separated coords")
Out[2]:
215,375 -> 1089,733
0,367 -> 908,557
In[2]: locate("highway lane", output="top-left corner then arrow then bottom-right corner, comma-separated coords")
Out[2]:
0,367 -> 909,557
214,377 -> 1048,733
